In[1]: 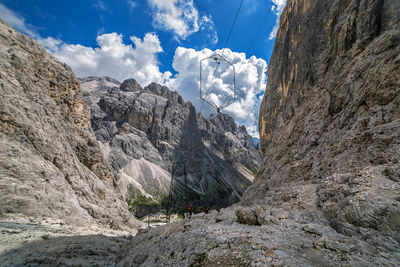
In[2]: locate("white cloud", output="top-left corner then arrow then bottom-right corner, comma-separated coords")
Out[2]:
147,0 -> 199,39
167,47 -> 267,138
269,0 -> 287,40
200,15 -> 218,45
47,32 -> 172,86
147,0 -> 217,42
127,0 -> 137,11
93,1 -> 107,11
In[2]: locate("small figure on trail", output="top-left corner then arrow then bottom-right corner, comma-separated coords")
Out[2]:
204,207 -> 210,214
188,205 -> 193,219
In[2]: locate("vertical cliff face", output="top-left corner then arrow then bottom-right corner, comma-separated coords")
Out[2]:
0,21 -> 142,232
246,0 -> 399,236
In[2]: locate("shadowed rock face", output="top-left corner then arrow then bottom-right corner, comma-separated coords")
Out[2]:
79,77 -> 261,211
0,21 -> 142,232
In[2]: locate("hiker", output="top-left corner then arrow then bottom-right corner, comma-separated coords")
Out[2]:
204,206 -> 210,214
188,205 -> 193,218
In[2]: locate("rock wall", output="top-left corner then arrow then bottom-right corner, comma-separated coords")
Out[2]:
0,21 -> 142,232
79,77 -> 261,211
246,0 -> 399,242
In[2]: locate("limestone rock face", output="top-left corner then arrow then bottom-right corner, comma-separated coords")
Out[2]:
248,0 -> 400,236
79,77 -> 261,211
0,21 -> 142,232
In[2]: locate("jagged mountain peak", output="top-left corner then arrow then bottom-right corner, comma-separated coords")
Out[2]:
143,82 -> 185,104
208,113 -> 239,134
120,78 -> 142,92
80,76 -> 261,212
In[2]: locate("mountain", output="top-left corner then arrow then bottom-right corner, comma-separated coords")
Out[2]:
79,76 -> 261,215
0,21 -> 142,232
116,0 -> 400,266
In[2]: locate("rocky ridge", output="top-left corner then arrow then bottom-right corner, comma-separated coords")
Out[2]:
79,76 -> 261,213
116,0 -> 400,266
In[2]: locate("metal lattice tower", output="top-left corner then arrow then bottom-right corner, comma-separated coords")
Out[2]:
166,162 -> 188,222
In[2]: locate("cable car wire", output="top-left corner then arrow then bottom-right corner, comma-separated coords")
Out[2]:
201,0 -> 269,113
205,0 -> 245,96
219,8 -> 270,108
221,0 -> 245,58
236,9 -> 270,74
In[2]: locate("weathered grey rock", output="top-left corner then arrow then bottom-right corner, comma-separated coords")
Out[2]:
79,76 -> 261,212
117,205 -> 400,266
120,78 -> 141,92
0,20 -> 143,232
247,0 -> 400,244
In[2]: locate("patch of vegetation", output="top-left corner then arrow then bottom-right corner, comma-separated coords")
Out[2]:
189,252 -> 207,267
126,187 -> 160,211
136,194 -> 159,206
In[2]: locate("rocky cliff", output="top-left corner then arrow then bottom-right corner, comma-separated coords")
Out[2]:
116,0 -> 400,266
0,21 -> 142,232
79,76 -> 261,214
248,0 -> 400,235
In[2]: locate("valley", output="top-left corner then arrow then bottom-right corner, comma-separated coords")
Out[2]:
0,0 -> 399,266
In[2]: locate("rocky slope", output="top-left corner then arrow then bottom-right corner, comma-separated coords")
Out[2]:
0,20 -> 142,233
116,0 -> 400,266
79,76 -> 261,214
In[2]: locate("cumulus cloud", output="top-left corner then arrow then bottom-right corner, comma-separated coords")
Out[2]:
46,33 -> 172,86
167,47 -> 267,138
269,0 -> 287,40
147,0 -> 217,42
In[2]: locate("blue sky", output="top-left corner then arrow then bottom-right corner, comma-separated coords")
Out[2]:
0,0 -> 287,137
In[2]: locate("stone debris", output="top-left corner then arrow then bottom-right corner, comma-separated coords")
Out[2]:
116,206 -> 400,266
